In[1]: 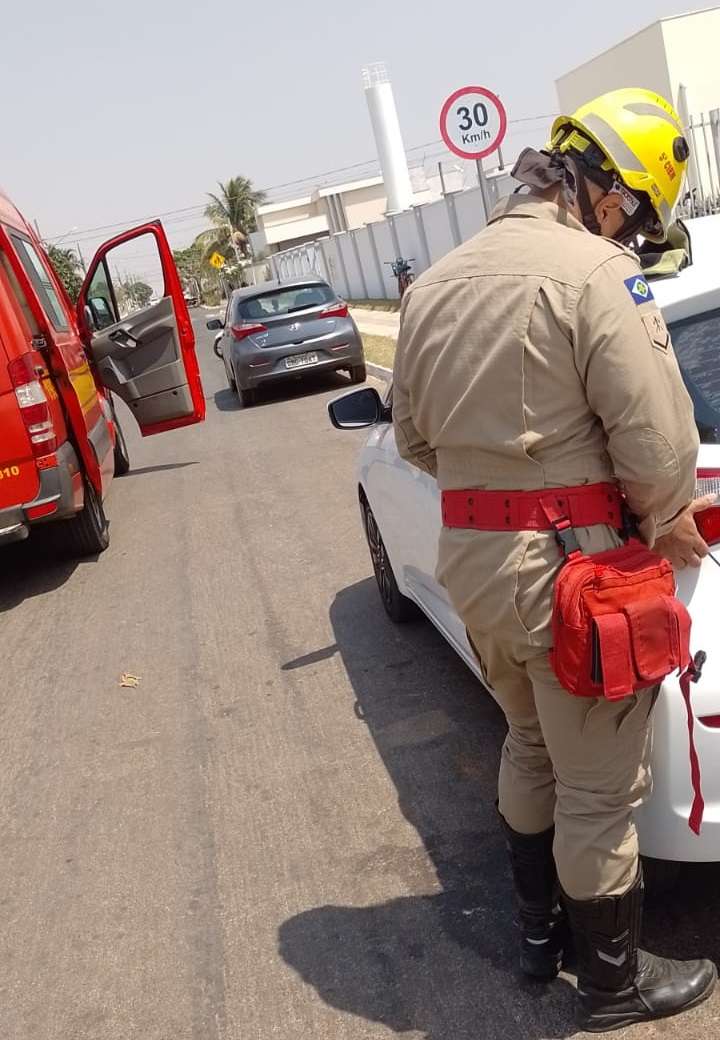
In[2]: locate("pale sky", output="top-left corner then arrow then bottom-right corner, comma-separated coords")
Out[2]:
1,0 -> 699,270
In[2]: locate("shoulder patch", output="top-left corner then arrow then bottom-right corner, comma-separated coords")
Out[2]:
624,275 -> 655,305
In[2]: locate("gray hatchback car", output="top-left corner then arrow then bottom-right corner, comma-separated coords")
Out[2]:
208,278 -> 366,406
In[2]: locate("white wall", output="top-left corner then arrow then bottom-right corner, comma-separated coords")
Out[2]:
663,10 -> 720,116
268,177 -> 516,301
354,228 -> 383,299
423,198 -> 458,263
455,186 -> 487,242
555,21 -> 671,115
371,220 -> 399,298
341,183 -> 388,230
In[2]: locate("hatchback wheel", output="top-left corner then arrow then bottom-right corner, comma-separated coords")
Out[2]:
239,387 -> 256,408
362,500 -> 419,623
350,363 -> 367,384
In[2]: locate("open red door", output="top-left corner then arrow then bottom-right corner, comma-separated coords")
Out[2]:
77,221 -> 205,436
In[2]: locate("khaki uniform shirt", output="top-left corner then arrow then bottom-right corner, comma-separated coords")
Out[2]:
392,194 -> 699,647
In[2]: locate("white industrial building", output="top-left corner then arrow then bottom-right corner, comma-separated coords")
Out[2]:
556,7 -> 720,204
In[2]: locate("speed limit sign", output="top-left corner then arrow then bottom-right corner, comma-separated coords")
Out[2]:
440,86 -> 507,161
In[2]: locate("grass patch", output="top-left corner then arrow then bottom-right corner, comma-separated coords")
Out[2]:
349,299 -> 401,313
362,333 -> 396,370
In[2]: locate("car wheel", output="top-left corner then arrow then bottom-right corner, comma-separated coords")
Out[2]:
350,363 -> 367,384
214,338 -> 224,359
111,400 -> 131,476
239,387 -> 256,408
51,477 -> 110,557
362,499 -> 419,623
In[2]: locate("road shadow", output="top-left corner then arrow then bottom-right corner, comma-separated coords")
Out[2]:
0,535 -> 84,611
213,372 -> 354,414
278,577 -> 720,1039
123,461 -> 199,477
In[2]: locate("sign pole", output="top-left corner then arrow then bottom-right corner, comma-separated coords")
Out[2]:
440,85 -> 508,227
475,159 -> 491,224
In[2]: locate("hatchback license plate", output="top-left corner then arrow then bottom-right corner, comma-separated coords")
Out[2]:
286,352 -> 318,370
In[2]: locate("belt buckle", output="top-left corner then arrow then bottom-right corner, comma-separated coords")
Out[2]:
554,519 -> 581,558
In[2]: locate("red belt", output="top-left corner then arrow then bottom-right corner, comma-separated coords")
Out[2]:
441,482 -> 624,534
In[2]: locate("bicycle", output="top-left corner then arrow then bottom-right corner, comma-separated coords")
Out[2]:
385,257 -> 415,299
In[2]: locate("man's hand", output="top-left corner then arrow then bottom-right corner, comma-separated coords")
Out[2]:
653,495 -> 717,569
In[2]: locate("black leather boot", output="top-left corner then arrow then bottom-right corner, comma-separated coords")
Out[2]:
501,818 -> 567,981
564,867 -> 717,1033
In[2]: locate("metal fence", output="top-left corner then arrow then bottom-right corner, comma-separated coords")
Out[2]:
267,171 -> 515,301
678,109 -> 720,218
267,110 -> 720,297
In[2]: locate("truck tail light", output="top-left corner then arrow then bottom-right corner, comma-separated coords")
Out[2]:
321,303 -> 349,319
8,353 -> 57,458
230,322 -> 267,341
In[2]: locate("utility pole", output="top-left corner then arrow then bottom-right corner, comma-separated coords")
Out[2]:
76,242 -> 87,274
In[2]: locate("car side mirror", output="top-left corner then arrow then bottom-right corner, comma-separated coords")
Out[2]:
206,318 -> 224,331
328,387 -> 390,429
88,295 -> 116,331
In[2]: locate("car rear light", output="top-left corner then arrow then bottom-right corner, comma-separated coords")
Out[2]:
699,715 -> 720,728
321,303 -> 349,319
8,354 -> 57,457
231,322 -> 267,341
26,501 -> 57,520
695,469 -> 720,546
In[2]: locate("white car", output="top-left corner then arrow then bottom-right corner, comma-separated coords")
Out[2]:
329,214 -> 720,868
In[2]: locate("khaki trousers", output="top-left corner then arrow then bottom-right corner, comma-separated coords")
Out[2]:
469,631 -> 655,901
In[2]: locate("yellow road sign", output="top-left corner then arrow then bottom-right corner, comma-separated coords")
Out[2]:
209,252 -> 226,269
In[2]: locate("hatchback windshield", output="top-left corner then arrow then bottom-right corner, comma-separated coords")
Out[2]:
669,310 -> 720,444
235,284 -> 336,322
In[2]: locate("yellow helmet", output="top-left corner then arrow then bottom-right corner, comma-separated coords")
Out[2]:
549,88 -> 690,241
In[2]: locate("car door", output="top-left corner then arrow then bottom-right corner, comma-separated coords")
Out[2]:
0,224 -> 114,493
365,396 -> 481,671
77,222 -> 205,436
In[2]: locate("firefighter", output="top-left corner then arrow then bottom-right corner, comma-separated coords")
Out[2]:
392,88 -> 717,1033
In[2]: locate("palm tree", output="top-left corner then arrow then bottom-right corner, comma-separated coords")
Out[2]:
199,176 -> 266,263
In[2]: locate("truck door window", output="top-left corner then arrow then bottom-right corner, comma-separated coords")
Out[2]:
0,249 -> 41,337
10,235 -> 69,332
85,233 -> 165,331
86,260 -> 119,331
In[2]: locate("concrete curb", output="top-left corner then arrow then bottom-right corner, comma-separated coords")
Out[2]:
366,362 -> 393,383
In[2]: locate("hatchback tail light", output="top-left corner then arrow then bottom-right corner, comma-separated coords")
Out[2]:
230,322 -> 267,341
321,303 -> 349,319
8,354 -> 57,457
695,469 -> 720,546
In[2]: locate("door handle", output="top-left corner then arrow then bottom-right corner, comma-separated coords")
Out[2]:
109,328 -> 139,350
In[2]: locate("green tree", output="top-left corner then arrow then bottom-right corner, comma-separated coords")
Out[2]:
198,176 -> 266,262
173,242 -> 205,298
47,245 -> 84,303
117,277 -> 153,313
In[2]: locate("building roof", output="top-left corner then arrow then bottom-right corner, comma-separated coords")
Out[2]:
257,195 -> 313,216
258,174 -> 387,217
263,214 -> 329,246
557,5 -> 720,81
314,175 -> 384,198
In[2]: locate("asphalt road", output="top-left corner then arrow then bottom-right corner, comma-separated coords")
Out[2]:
2,315 -> 720,1040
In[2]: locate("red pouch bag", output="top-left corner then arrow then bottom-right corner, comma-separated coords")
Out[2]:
546,518 -> 705,834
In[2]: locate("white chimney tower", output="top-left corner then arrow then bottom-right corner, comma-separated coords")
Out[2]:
362,62 -> 414,214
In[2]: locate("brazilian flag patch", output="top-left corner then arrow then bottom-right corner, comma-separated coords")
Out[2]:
624,275 -> 655,305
